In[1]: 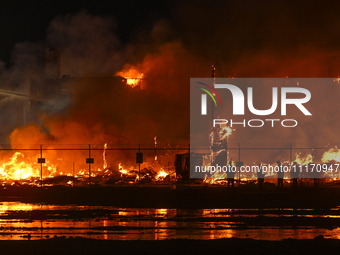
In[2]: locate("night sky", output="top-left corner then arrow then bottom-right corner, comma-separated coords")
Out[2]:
0,0 -> 171,65
2,0 -> 340,68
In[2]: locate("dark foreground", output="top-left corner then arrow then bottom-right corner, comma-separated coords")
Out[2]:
1,184 -> 340,208
1,236 -> 339,255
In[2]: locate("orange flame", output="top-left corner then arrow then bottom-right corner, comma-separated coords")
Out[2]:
155,169 -> 168,180
118,163 -> 128,175
294,153 -> 313,165
116,67 -> 144,88
0,152 -> 58,180
322,147 -> 340,162
103,143 -> 108,170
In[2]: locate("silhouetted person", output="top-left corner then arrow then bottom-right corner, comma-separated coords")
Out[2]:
227,159 -> 235,188
277,160 -> 284,189
291,162 -> 299,191
311,163 -> 321,189
257,163 -> 265,190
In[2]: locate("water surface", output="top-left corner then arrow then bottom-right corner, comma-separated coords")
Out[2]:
1,202 -> 340,240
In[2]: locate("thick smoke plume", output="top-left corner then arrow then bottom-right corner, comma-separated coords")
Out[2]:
1,1 -> 340,170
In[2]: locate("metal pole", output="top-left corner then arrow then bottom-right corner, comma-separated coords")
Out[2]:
89,144 -> 91,186
139,144 -> 141,187
238,144 -> 241,185
40,145 -> 43,187
154,137 -> 157,161
73,162 -> 75,187
188,143 -> 191,188
289,143 -> 292,165
168,161 -> 170,176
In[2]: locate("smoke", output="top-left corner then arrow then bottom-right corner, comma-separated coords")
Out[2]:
0,10 -> 208,171
46,10 -> 124,77
2,2 -> 340,170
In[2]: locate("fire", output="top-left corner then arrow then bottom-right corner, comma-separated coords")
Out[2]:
0,152 -> 40,180
126,75 -> 143,87
116,66 -> 144,88
155,169 -> 168,180
294,153 -> 313,165
154,136 -> 157,161
118,163 -> 128,175
0,149 -> 101,183
219,126 -> 234,140
103,143 -> 108,170
322,147 -> 340,163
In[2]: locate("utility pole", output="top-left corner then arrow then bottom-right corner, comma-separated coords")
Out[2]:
89,144 -> 91,185
238,144 -> 241,185
139,144 -> 141,187
73,162 -> 75,187
37,145 -> 45,187
86,144 -> 94,186
40,145 -> 43,187
289,143 -> 292,165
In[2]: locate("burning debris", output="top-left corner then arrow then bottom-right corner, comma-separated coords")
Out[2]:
295,153 -> 313,165
0,141 -> 180,187
2,10 -> 340,188
116,66 -> 144,88
322,147 -> 340,163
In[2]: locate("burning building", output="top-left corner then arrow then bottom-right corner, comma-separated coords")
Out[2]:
0,45 -> 190,186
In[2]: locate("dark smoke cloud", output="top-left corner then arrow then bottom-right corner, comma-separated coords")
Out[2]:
0,10 -> 205,170
1,2 -> 340,167
46,10 -> 125,77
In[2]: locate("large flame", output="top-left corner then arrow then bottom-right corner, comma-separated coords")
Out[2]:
118,163 -> 128,175
0,152 -> 57,180
116,66 -> 144,88
103,143 -> 108,170
294,153 -> 313,165
155,169 -> 168,181
322,147 -> 340,163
